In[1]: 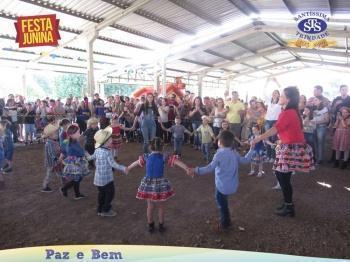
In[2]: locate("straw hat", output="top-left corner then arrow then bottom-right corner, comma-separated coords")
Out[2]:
94,126 -> 113,148
43,124 -> 59,138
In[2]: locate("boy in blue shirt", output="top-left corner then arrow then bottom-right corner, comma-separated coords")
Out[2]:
189,130 -> 254,230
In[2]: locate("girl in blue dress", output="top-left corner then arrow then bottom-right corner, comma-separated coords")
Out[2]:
247,124 -> 271,177
61,124 -> 89,200
128,137 -> 190,233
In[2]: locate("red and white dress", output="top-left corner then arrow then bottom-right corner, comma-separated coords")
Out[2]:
273,109 -> 314,173
110,126 -> 123,149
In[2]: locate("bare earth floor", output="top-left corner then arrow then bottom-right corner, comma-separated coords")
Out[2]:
0,143 -> 349,259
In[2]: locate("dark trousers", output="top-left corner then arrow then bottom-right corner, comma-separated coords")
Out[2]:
97,181 -> 115,213
62,180 -> 81,197
275,171 -> 293,203
215,189 -> 231,227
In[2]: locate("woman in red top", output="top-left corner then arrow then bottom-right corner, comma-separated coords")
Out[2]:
252,86 -> 314,217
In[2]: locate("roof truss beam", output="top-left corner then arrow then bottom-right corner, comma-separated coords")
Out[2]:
180,58 -> 214,68
167,0 -> 221,26
101,0 -> 195,35
282,0 -> 296,15
0,10 -> 154,49
16,0 -> 169,44
232,40 -> 276,64
227,0 -> 259,16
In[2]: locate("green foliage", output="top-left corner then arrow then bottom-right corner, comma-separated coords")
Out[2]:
104,83 -> 139,96
55,74 -> 87,98
33,74 -> 53,97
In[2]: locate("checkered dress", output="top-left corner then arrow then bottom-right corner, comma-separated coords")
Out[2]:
136,153 -> 177,201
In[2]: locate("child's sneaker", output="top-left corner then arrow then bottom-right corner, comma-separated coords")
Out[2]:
100,210 -> 117,217
60,187 -> 68,197
3,167 -> 12,174
272,183 -> 281,190
148,222 -> 155,233
247,170 -> 255,176
257,171 -> 265,178
74,194 -> 86,200
41,186 -> 53,193
158,223 -> 166,233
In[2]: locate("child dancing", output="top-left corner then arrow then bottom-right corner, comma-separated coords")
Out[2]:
128,137 -> 190,233
41,124 -> 63,193
87,127 -> 128,217
196,115 -> 215,162
158,116 -> 192,156
60,124 -> 89,200
188,131 -> 254,230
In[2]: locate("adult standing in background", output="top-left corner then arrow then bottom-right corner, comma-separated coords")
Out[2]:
93,93 -> 107,129
225,91 -> 245,140
264,90 -> 281,162
211,98 -> 227,137
189,97 -> 207,150
313,97 -> 330,165
136,93 -> 159,153
307,85 -> 330,109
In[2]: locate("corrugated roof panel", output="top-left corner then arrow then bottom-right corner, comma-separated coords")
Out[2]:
264,50 -> 295,62
226,63 -> 250,71
117,13 -> 181,42
141,0 -> 210,33
246,0 -> 289,12
99,27 -> 167,50
209,42 -> 248,59
244,56 -> 273,67
186,0 -> 246,24
186,52 -> 225,65
234,32 -> 277,52
332,0 -> 350,14
284,0 -> 330,13
167,60 -> 205,72
0,0 -> 93,29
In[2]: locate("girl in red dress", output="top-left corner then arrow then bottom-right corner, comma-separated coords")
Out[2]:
252,86 -> 314,217
107,115 -> 134,159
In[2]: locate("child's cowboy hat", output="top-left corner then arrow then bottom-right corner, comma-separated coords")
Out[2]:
94,126 -> 113,148
43,124 -> 59,138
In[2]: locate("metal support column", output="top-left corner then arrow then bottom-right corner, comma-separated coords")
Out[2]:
86,31 -> 97,99
198,74 -> 204,97
153,61 -> 159,93
161,58 -> 166,97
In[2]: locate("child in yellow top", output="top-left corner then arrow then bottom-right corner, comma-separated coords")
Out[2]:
196,115 -> 215,162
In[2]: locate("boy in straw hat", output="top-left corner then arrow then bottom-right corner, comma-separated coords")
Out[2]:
41,123 -> 63,193
86,127 -> 129,217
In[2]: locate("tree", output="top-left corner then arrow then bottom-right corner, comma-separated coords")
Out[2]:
55,74 -> 87,98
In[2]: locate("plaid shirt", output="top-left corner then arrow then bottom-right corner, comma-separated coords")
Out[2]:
89,147 -> 126,186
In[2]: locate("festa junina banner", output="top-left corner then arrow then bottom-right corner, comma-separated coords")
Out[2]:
14,14 -> 61,48
0,245 -> 347,262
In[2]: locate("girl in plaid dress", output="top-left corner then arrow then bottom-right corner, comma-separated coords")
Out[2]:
128,137 -> 190,233
60,124 -> 89,200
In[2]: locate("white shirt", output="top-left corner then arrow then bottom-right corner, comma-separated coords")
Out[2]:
158,106 -> 169,123
265,101 -> 281,121
313,107 -> 328,124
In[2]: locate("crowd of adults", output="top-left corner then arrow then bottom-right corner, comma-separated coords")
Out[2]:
0,84 -> 349,167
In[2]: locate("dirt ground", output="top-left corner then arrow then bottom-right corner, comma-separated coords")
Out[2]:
0,142 -> 349,259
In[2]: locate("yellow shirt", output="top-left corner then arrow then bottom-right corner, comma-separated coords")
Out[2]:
225,101 -> 244,124
197,125 -> 214,144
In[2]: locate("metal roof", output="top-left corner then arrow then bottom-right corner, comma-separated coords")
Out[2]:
0,0 -> 350,83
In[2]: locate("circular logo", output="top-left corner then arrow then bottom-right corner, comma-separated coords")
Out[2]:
297,18 -> 327,34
